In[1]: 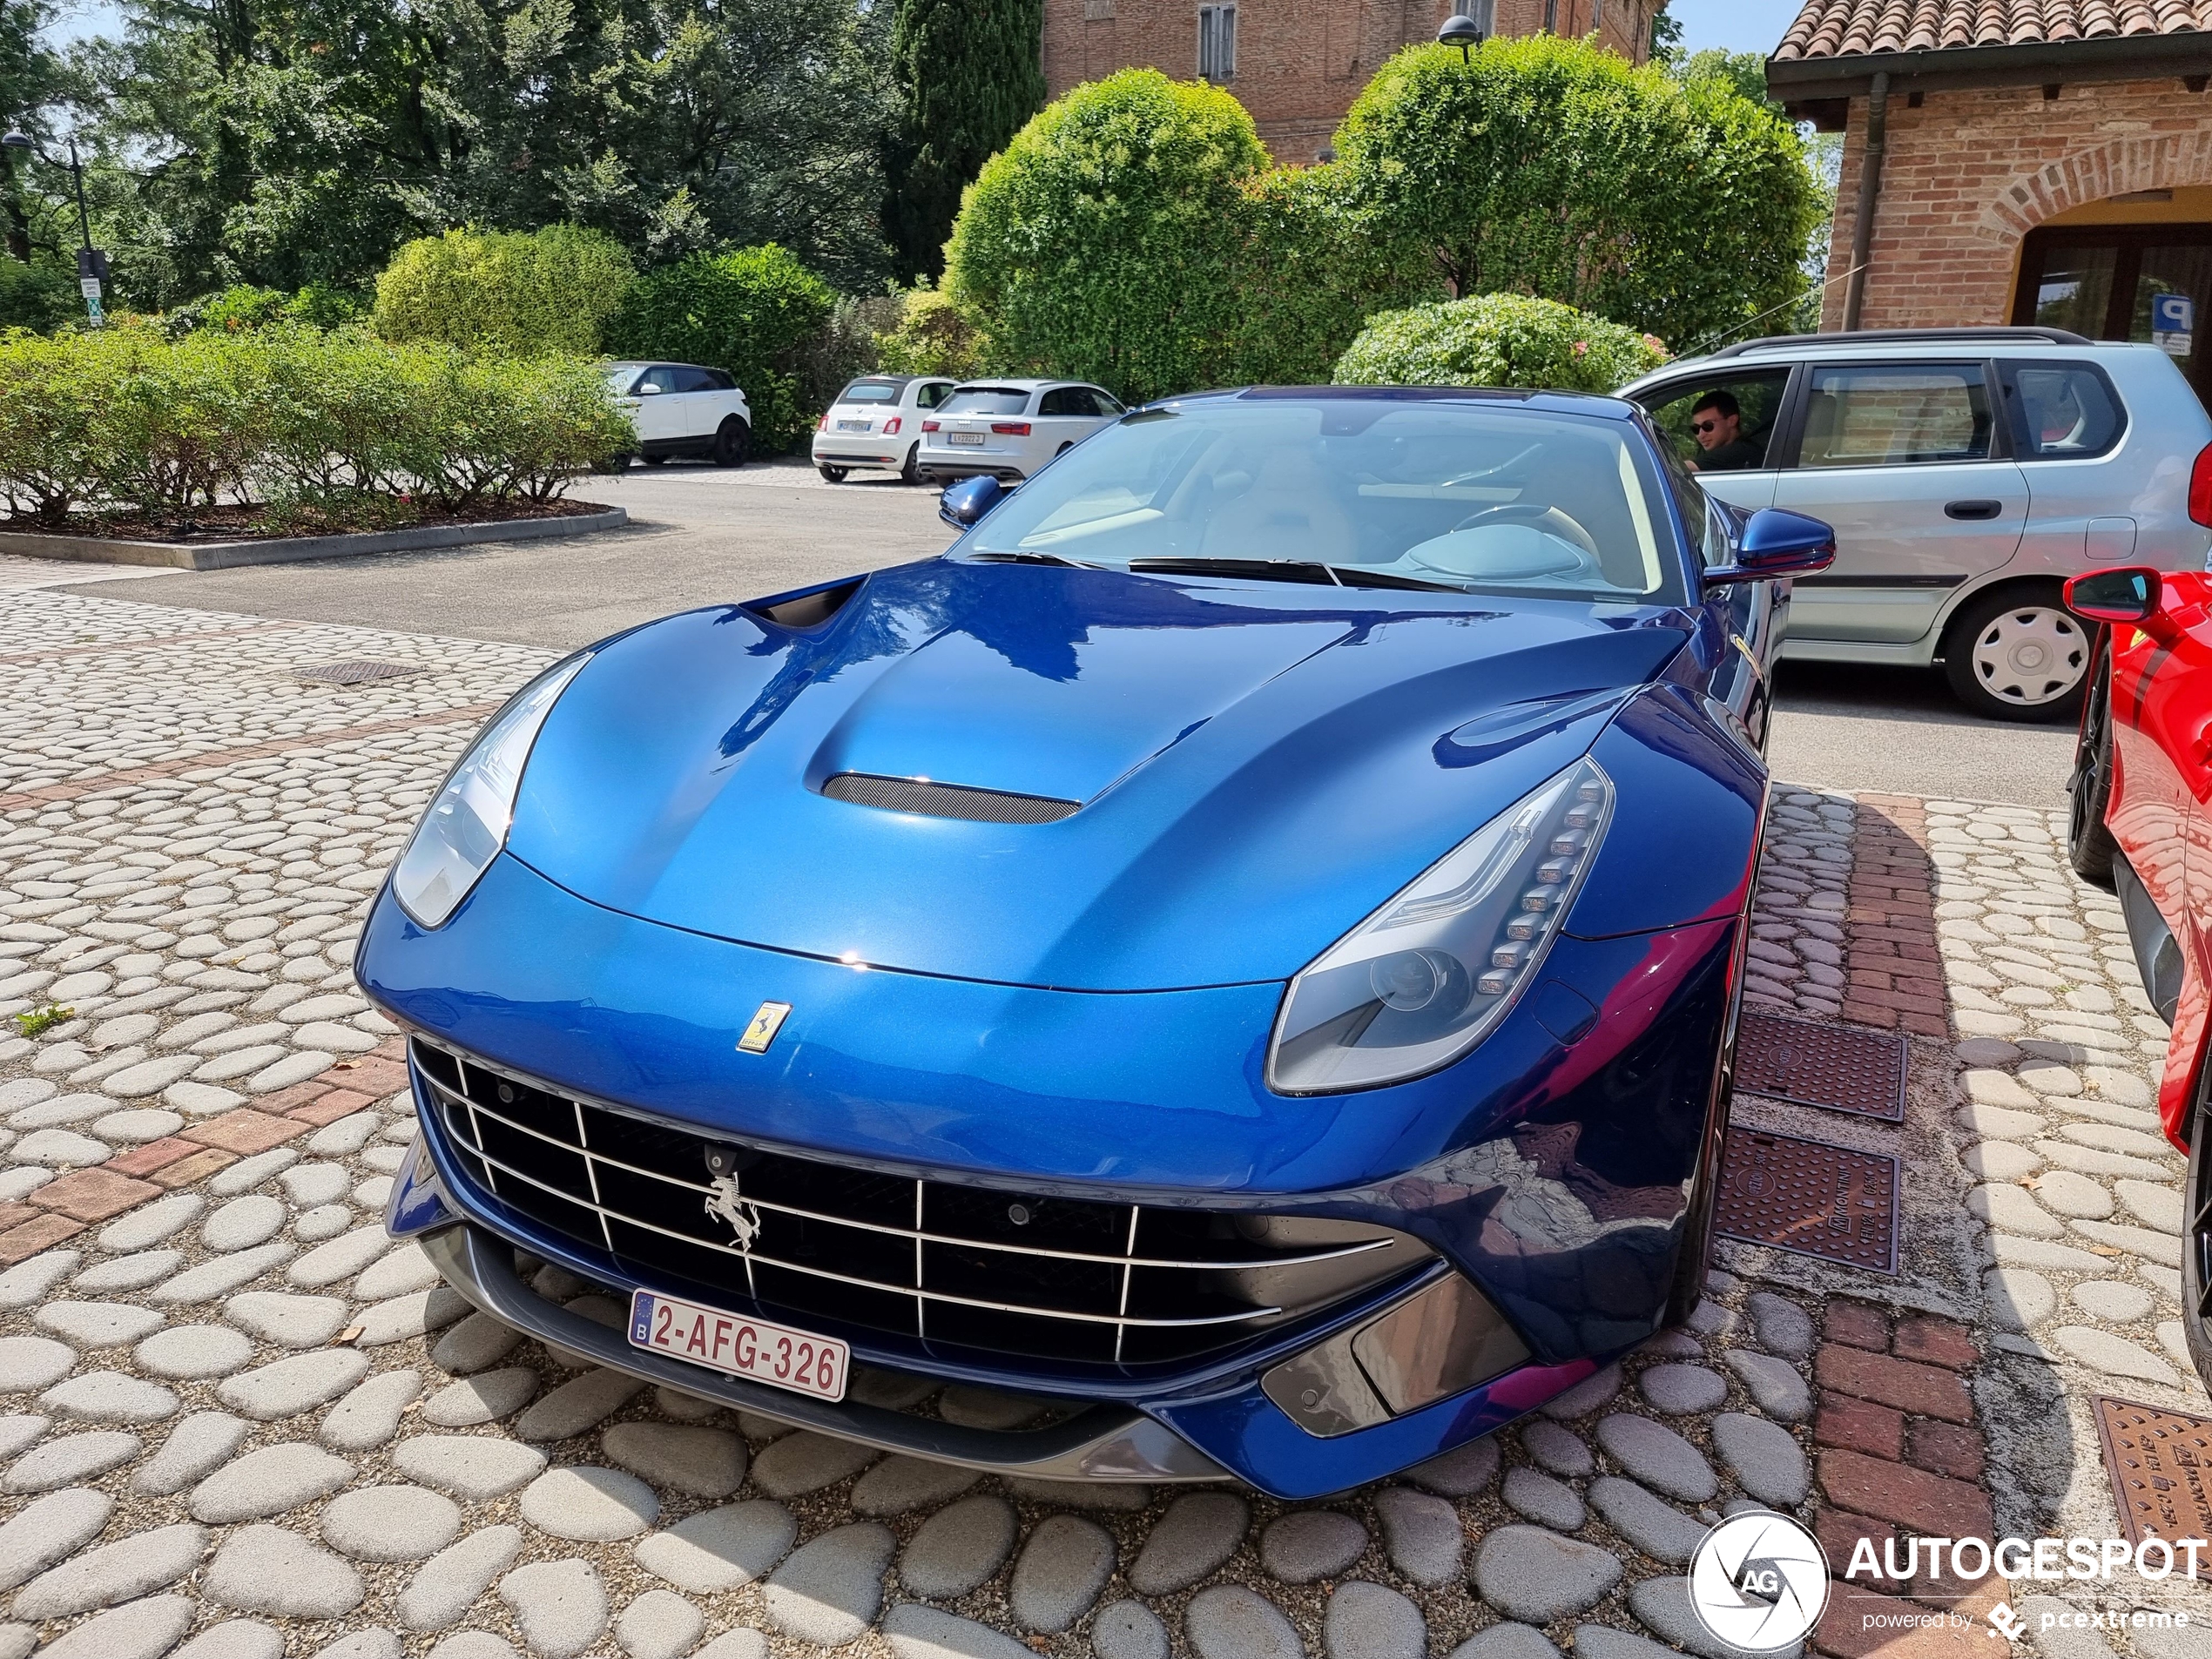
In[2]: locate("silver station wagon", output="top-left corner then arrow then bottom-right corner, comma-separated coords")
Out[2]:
1622,327 -> 2212,720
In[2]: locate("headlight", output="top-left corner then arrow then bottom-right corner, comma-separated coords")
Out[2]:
390,654 -> 592,928
1268,757 -> 1614,1093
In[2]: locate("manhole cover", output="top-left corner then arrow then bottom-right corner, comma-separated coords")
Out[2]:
2094,1396 -> 2212,1545
1737,1010 -> 1906,1122
1714,1126 -> 1899,1273
297,660 -> 423,685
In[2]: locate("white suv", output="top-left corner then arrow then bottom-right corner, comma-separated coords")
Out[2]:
604,362 -> 752,469
1621,327 -> 2212,720
915,379 -> 1123,485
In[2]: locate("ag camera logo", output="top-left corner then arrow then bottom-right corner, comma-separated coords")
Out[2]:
1689,1513 -> 1831,1652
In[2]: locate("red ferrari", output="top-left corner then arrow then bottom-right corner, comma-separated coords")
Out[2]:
2065,563 -> 2212,1390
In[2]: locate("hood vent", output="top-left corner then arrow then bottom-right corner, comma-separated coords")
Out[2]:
822,772 -> 1079,824
750,577 -> 862,631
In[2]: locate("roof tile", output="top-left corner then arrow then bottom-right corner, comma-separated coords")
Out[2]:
1773,0 -> 2212,58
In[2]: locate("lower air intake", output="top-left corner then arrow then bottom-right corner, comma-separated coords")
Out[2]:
821,773 -> 1078,824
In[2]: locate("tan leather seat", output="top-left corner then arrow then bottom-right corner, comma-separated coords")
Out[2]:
1198,450 -> 1356,562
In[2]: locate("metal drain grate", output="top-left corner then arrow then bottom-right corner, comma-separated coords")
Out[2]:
1736,1011 -> 1907,1122
1713,1127 -> 1899,1273
296,660 -> 424,686
2094,1396 -> 2212,1545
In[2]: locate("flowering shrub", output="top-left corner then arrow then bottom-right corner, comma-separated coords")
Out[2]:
1333,293 -> 1667,394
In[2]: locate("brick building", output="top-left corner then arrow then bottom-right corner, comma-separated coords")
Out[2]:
1769,2 -> 2212,402
1041,0 -> 1656,161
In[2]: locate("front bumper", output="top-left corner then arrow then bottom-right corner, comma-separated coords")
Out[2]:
363,851 -> 1738,1495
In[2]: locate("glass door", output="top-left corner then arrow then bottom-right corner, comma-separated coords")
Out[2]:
2014,226 -> 2212,404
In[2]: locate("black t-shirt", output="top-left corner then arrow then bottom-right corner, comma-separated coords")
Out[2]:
1695,435 -> 1764,472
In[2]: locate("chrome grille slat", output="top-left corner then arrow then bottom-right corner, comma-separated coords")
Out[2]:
428,1079 -> 1388,1272
442,1127 -> 1282,1328
411,1036 -> 1426,1370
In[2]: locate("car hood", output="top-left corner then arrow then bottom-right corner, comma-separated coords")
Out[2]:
505,561 -> 1692,990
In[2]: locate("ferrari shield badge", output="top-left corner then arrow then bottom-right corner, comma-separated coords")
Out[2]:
737,1001 -> 792,1054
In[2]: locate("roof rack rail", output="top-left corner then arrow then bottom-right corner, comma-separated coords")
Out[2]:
1704,326 -> 2094,361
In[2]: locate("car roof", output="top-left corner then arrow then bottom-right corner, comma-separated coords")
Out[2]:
842,374 -> 919,387
1656,327 -> 2159,373
1151,385 -> 1640,420
605,361 -> 720,374
947,378 -> 1102,392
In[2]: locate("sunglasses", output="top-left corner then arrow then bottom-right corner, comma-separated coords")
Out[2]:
1691,419 -> 1723,434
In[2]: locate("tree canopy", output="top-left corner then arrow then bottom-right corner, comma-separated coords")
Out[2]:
884,0 -> 1045,282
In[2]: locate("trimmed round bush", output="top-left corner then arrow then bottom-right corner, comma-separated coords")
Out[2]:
1333,293 -> 1665,393
1335,34 -> 1822,350
945,68 -> 1270,403
373,224 -> 636,357
607,244 -> 836,451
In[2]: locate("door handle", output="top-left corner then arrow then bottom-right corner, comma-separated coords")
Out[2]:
1945,500 -> 2003,521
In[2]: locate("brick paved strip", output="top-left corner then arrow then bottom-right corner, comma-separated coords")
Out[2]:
1843,796 -> 1947,1039
1818,1447 -> 1996,1539
148,1148 -> 236,1188
0,618 -> 305,664
1817,1586 -> 1984,1659
0,1211 -> 84,1264
1815,1345 -> 1973,1424
30,1166 -> 164,1222
184,1109 -> 310,1157
0,698 -> 504,812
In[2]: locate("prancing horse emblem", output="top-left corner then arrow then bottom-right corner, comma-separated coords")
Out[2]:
704,1172 -> 764,1253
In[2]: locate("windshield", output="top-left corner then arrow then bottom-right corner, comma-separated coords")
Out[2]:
964,396 -> 1687,603
604,367 -> 640,395
840,381 -> 901,404
943,387 -> 1034,415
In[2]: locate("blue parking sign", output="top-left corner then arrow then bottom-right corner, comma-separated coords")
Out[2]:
2154,293 -> 2194,334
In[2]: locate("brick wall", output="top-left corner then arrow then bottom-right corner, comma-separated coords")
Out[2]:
1818,76 -> 2212,331
1042,0 -> 1651,161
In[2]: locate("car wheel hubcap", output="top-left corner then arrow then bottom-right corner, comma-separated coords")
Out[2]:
1972,606 -> 2086,705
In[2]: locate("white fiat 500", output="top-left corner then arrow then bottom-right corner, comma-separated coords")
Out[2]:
812,374 -> 956,483
915,379 -> 1123,485
604,362 -> 752,468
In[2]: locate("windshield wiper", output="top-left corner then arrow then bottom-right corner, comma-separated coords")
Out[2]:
1127,557 -> 1339,585
965,550 -> 1103,570
1128,556 -> 1462,594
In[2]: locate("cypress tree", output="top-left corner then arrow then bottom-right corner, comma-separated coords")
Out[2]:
886,0 -> 1047,282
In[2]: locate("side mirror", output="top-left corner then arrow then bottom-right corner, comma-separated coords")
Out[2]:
939,475 -> 1008,530
2065,566 -> 2160,625
1702,508 -> 1836,589
635,383 -> 663,395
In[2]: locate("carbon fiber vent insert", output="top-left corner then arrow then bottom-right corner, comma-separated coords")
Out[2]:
821,773 -> 1078,824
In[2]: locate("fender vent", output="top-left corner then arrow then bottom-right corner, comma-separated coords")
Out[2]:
821,773 -> 1079,824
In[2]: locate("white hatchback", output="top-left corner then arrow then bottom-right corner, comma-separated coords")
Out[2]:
916,380 -> 1124,485
812,374 -> 956,484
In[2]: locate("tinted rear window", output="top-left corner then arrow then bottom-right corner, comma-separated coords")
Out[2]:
2000,361 -> 2127,460
840,381 -> 901,403
942,387 -> 1033,415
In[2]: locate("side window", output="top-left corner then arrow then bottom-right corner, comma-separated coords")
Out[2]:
1637,371 -> 1790,475
638,367 -> 681,394
671,367 -> 720,394
1797,363 -> 1994,468
916,381 -> 952,410
1089,388 -> 1124,417
2000,361 -> 2126,460
1039,388 -> 1082,417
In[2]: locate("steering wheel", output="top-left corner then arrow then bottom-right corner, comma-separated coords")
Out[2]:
1447,502 -> 1603,564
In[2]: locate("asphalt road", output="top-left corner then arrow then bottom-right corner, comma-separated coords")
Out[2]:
61,456 -> 2081,808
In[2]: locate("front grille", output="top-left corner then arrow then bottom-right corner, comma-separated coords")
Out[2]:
412,1038 -> 1427,1371
820,773 -> 1079,824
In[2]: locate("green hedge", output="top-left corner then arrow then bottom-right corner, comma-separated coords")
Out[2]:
0,326 -> 631,528
605,245 -> 836,452
1333,293 -> 1666,393
945,70 -> 1271,403
373,226 -> 637,358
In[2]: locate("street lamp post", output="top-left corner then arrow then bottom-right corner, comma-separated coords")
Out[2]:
1438,10 -> 1487,61
1,130 -> 108,327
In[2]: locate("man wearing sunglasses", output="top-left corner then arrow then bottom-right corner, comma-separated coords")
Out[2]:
1686,390 -> 1763,472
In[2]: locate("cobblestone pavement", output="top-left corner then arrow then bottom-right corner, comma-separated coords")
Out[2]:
0,563 -> 2208,1659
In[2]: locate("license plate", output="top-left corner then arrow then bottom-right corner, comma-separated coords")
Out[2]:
948,430 -> 986,446
629,1289 -> 848,1401
836,419 -> 870,431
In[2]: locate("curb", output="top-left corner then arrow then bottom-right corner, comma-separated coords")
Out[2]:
0,504 -> 631,571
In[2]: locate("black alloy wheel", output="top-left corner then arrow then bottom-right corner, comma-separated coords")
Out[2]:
899,443 -> 922,485
711,417 -> 750,468
642,454 -> 670,467
2067,641 -> 2119,884
818,464 -> 848,483
2182,1073 -> 2212,1393
1664,915 -> 1752,1326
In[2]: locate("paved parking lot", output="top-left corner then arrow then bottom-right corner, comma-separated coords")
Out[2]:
0,527 -> 2196,1659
